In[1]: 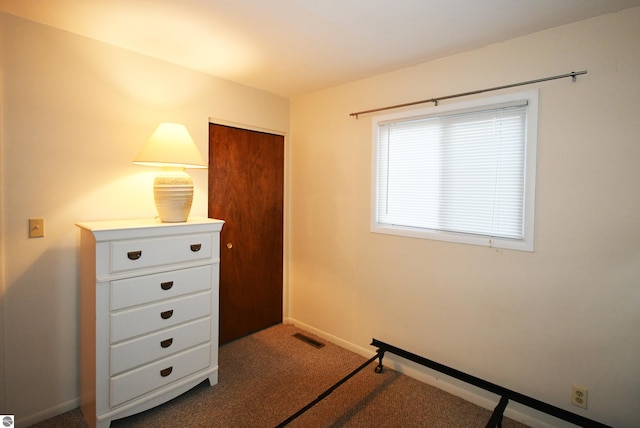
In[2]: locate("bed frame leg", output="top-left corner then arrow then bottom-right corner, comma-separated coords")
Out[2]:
374,349 -> 385,373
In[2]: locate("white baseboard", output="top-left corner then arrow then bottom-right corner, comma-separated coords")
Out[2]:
17,397 -> 80,427
285,317 -> 562,428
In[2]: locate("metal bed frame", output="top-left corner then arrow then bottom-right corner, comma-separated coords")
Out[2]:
276,338 -> 612,428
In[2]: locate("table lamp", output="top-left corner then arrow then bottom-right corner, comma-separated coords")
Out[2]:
133,123 -> 207,222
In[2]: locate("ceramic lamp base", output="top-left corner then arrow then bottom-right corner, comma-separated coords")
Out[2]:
153,169 -> 194,222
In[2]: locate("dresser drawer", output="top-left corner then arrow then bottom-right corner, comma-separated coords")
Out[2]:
110,343 -> 211,407
110,233 -> 214,274
111,292 -> 211,343
111,265 -> 212,310
110,318 -> 211,376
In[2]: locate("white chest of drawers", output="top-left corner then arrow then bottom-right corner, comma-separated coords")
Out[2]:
76,217 -> 224,428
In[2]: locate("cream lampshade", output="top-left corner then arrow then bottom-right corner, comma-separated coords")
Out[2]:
133,123 -> 207,222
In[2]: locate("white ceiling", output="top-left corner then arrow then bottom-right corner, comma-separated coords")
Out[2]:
2,0 -> 640,97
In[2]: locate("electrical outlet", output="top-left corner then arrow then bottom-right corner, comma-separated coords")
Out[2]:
571,385 -> 588,408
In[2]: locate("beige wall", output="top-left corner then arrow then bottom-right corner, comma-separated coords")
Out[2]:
289,7 -> 640,428
3,6 -> 639,428
0,12 -> 289,424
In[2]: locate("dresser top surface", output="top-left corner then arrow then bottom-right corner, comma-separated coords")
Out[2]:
76,217 -> 224,234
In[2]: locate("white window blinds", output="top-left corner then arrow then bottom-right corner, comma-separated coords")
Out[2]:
374,92 -> 537,250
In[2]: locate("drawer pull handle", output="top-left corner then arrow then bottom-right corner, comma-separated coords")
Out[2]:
160,281 -> 174,290
160,367 -> 173,377
127,251 -> 142,260
160,310 -> 174,319
160,338 -> 173,348
190,244 -> 202,252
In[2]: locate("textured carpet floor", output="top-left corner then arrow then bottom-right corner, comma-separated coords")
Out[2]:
31,324 -> 528,427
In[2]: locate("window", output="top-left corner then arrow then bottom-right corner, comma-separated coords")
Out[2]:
372,90 -> 538,251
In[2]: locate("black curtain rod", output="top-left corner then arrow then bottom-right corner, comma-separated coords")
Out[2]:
349,70 -> 587,118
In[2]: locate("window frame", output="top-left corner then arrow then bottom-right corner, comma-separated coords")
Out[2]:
371,89 -> 538,251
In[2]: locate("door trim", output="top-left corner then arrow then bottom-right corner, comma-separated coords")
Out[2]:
208,117 -> 287,137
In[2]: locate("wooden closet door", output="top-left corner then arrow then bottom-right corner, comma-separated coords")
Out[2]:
208,123 -> 284,344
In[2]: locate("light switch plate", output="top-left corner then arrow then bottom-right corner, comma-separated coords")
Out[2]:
29,218 -> 45,238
